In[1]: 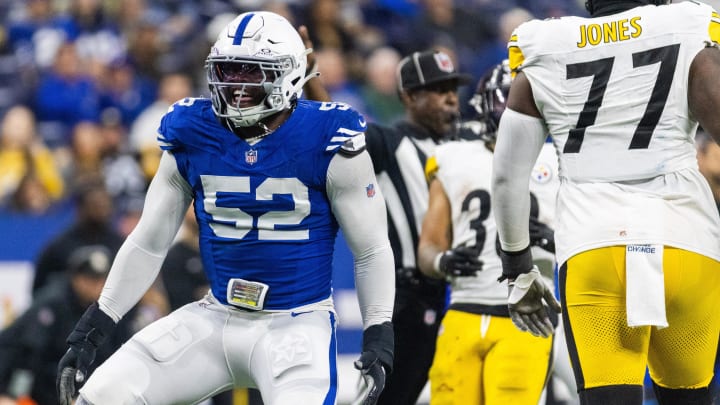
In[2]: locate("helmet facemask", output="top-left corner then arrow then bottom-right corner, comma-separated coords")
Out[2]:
205,11 -> 313,128
469,60 -> 511,144
207,56 -> 299,127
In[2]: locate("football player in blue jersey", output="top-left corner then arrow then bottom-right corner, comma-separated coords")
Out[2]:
56,11 -> 395,405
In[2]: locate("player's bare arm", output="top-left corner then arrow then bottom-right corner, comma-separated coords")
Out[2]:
689,46 -> 720,143
417,178 -> 453,280
505,72 -> 541,119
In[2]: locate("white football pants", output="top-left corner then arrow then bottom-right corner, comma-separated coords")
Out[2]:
79,293 -> 338,405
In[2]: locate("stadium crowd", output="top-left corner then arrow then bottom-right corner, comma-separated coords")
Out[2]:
0,0 -> 583,218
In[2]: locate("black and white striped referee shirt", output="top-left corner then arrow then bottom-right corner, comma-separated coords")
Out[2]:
365,121 -> 449,300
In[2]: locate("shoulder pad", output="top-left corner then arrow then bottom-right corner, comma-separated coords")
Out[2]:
425,155 -> 438,182
710,7 -> 720,44
157,98 -> 212,151
339,133 -> 367,157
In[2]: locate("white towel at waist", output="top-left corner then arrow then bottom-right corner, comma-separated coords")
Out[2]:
625,244 -> 668,328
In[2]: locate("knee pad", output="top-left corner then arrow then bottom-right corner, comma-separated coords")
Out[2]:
653,383 -> 710,405
578,385 -> 643,405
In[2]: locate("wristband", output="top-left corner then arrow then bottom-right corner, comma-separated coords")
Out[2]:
498,245 -> 533,282
362,322 -> 394,373
433,252 -> 445,273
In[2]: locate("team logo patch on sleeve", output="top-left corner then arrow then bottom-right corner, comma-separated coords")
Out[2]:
366,183 -> 376,198
531,162 -> 553,184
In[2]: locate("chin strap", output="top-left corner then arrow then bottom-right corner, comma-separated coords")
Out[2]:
295,71 -> 320,100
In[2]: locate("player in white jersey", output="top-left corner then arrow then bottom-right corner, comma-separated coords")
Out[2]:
491,1 -> 720,404
417,62 -> 559,405
55,12 -> 395,405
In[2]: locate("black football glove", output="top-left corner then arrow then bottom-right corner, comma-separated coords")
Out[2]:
436,246 -> 483,279
529,217 -> 555,253
57,302 -> 116,405
352,322 -> 393,405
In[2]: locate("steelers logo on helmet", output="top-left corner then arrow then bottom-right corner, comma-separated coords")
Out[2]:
205,11 -> 312,128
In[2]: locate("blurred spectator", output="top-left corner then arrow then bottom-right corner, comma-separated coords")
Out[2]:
98,57 -> 157,129
464,7 -> 534,116
158,2 -> 209,76
314,47 -> 369,117
361,0 -> 420,55
0,21 -> 35,117
32,178 -> 123,295
64,0 -> 126,69
33,42 -> 102,148
8,174 -> 52,215
101,109 -> 146,240
359,46 -> 404,125
301,0 -> 357,53
63,121 -> 105,190
109,0 -> 147,31
517,0 -> 585,19
129,72 -> 194,181
124,12 -> 168,81
697,129 -> 720,213
0,105 -> 64,208
0,245 -> 135,405
262,1 -> 296,21
410,0 -> 497,76
5,0 -> 73,70
300,0 -> 380,81
472,7 -> 534,78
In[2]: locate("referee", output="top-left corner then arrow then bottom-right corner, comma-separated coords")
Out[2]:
364,50 -> 472,405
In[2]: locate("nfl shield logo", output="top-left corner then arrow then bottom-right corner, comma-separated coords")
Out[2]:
245,149 -> 258,165
434,53 -> 454,73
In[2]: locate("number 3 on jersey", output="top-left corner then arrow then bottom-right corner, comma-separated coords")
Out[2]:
200,175 -> 310,240
564,43 -> 679,153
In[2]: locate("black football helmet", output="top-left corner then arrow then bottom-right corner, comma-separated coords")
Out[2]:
585,0 -> 670,15
468,60 -> 511,144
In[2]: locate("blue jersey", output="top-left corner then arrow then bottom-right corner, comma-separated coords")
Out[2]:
157,98 -> 366,309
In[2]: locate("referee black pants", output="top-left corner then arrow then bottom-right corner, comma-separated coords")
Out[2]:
378,288 -> 446,405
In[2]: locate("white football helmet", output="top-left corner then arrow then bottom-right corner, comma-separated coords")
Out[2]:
206,11 -> 312,127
